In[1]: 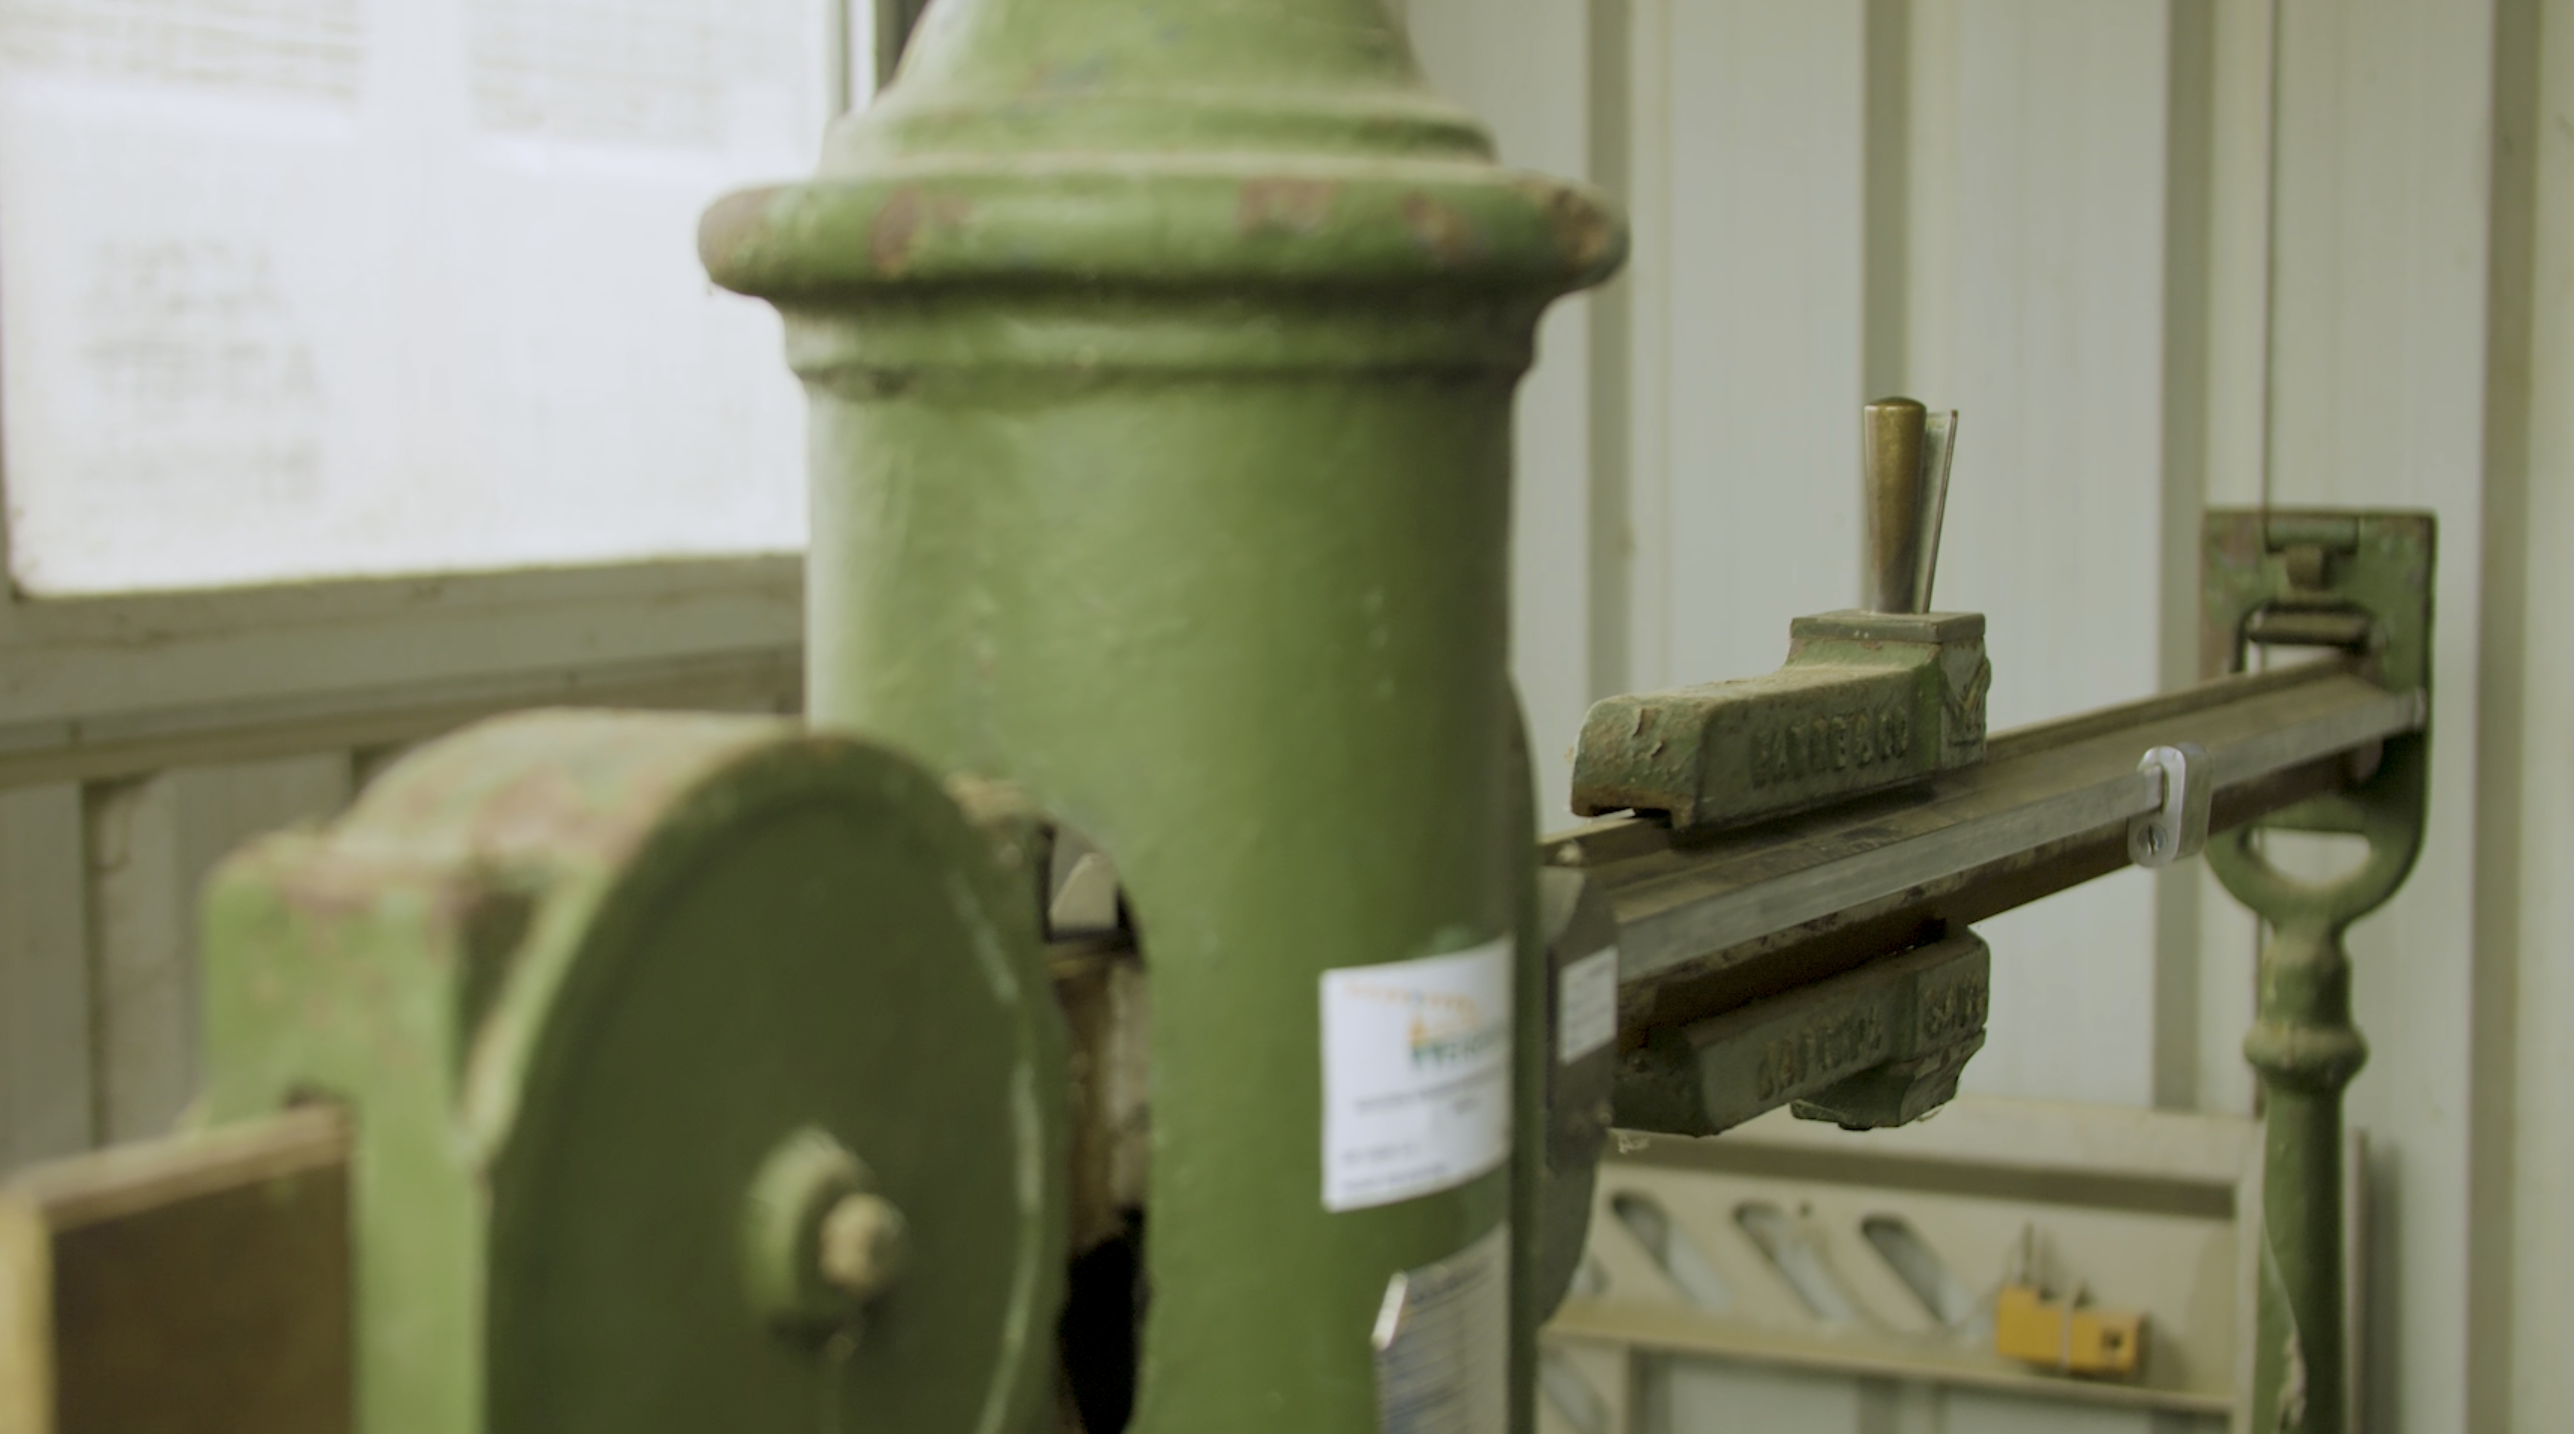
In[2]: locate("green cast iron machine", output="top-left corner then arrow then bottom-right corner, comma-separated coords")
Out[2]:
1,4 -> 2429,1434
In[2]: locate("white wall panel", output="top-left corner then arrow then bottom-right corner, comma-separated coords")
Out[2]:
1928,0 -> 2170,729
2504,7 -> 2574,1425
1404,0 -> 1601,819
2264,1 -> 2499,1428
2186,0 -> 2280,1124
1654,0 -> 1867,694
1922,0 -> 2172,1109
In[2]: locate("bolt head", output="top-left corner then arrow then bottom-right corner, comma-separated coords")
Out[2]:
742,1127 -> 908,1333
818,1192 -> 911,1299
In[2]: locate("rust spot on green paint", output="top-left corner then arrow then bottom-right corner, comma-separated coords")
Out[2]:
1531,181 -> 1616,273
1236,178 -> 1340,235
696,186 -> 783,282
870,186 -> 975,276
1399,192 -> 1480,264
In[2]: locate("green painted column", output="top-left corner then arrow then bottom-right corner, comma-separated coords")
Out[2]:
2240,921 -> 2365,1434
702,3 -> 1621,1429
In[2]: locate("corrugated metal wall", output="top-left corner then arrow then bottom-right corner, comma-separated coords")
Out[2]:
1409,0 -> 2571,1429
0,1 -> 2565,1429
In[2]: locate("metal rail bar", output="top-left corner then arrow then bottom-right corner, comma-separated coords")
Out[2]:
1541,659 -> 2424,1041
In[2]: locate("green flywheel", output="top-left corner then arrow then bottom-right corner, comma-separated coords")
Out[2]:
199,711 -> 1068,1434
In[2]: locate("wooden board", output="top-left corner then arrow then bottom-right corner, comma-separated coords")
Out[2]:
0,1109 -> 350,1434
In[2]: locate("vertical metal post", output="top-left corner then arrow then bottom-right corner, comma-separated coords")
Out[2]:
703,3 -> 1622,1428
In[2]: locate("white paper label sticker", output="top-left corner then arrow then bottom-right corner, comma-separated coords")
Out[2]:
1371,1223 -> 1509,1434
1321,939 -> 1513,1212
1557,945 -> 1620,1063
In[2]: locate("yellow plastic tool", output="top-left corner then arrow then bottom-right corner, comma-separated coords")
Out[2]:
1994,1283 -> 2146,1378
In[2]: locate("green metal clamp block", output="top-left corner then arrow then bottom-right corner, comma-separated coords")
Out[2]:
1571,609 -> 1990,831
1610,930 -> 1990,1138
1573,398 -> 1987,833
2201,508 -> 2434,1434
197,711 -> 1068,1434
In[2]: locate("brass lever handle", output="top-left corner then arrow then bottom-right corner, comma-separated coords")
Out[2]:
1862,397 -> 1958,613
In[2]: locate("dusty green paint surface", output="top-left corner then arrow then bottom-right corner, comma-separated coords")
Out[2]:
704,1 -> 1621,1427
2202,510 -> 2434,1434
198,712 -> 1067,1434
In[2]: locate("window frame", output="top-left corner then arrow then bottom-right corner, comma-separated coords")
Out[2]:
0,537 -> 802,786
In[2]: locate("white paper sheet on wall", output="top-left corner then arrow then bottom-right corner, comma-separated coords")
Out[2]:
0,0 -> 834,594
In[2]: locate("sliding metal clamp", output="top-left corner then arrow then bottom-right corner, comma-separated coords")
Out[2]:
2128,742 -> 2212,867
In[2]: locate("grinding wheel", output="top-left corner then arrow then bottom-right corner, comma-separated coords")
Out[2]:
201,711 -> 1068,1434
